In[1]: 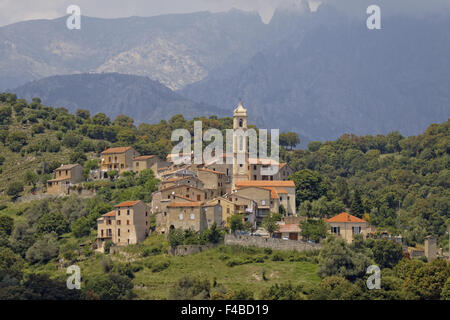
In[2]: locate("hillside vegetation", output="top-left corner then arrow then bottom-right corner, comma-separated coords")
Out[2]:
0,92 -> 449,300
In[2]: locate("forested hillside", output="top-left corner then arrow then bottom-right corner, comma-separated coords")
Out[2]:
0,92 -> 448,300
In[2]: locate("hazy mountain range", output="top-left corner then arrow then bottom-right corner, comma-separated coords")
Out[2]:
13,73 -> 225,124
2,2 -> 450,144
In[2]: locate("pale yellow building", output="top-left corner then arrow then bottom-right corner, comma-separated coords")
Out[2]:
326,212 -> 369,243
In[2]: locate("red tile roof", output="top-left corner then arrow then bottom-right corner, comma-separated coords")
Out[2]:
103,211 -> 116,217
101,146 -> 133,154
167,202 -> 203,208
276,224 -> 301,233
55,164 -> 80,171
326,212 -> 367,223
235,180 -> 295,188
115,200 -> 141,208
198,168 -> 226,175
133,155 -> 155,161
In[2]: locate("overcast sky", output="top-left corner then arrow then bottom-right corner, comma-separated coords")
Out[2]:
1,0 -> 449,27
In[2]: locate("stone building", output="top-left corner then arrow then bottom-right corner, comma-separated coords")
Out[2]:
132,155 -> 170,177
46,164 -> 83,195
100,146 -> 140,177
234,180 -> 296,217
96,200 -> 150,252
166,201 -> 221,232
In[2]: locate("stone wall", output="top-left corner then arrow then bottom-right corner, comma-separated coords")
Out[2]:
169,244 -> 217,256
224,234 -> 321,252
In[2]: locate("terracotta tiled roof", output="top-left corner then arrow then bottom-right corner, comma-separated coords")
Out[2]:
162,177 -> 186,183
248,158 -> 280,165
101,146 -> 133,154
274,188 -> 288,194
55,164 -> 80,171
198,168 -> 226,175
276,224 -> 301,233
259,187 -> 279,199
203,200 -> 221,207
279,163 -> 287,169
173,195 -> 196,202
167,202 -> 203,208
326,212 -> 367,223
235,180 -> 295,188
115,200 -> 141,208
103,211 -> 116,217
133,155 -> 155,161
162,184 -> 205,193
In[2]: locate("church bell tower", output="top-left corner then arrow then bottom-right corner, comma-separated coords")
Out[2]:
232,101 -> 249,191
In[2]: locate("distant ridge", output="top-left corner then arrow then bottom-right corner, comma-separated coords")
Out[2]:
12,73 -> 227,123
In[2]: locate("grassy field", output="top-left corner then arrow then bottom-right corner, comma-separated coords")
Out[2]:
27,235 -> 321,300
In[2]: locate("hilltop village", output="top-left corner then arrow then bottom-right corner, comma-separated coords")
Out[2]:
41,103 -> 443,262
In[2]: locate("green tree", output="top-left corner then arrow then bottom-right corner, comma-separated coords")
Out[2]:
168,228 -> 184,247
290,169 -> 329,205
84,273 -> 135,300
71,216 -> 92,238
25,233 -> 59,264
350,188 -> 364,218
6,182 -> 24,199
23,170 -> 39,190
262,213 -> 280,237
279,132 -> 300,150
36,211 -> 70,236
300,218 -> 327,242
229,214 -> 245,233
370,239 -> 403,269
318,237 -> 372,281
168,275 -> 210,300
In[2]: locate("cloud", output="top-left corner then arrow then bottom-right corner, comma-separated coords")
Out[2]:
0,0 -> 449,27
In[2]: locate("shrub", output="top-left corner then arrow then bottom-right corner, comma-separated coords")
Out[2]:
272,253 -> 285,261
6,182 -> 24,199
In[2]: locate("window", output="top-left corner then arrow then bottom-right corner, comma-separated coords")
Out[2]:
145,211 -> 148,216
121,164 -> 124,169
118,210 -> 120,216
253,175 -> 257,180
190,213 -> 195,220
127,210 -> 130,215
352,226 -> 362,234
101,230 -> 104,237
117,220 -> 121,225
227,208 -> 230,214
136,162 -> 139,167
118,229 -> 121,236
127,220 -> 130,225
280,197 -> 283,201
179,213 -> 184,220
331,227 -> 340,235
239,119 -> 243,127
197,195 -> 201,201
